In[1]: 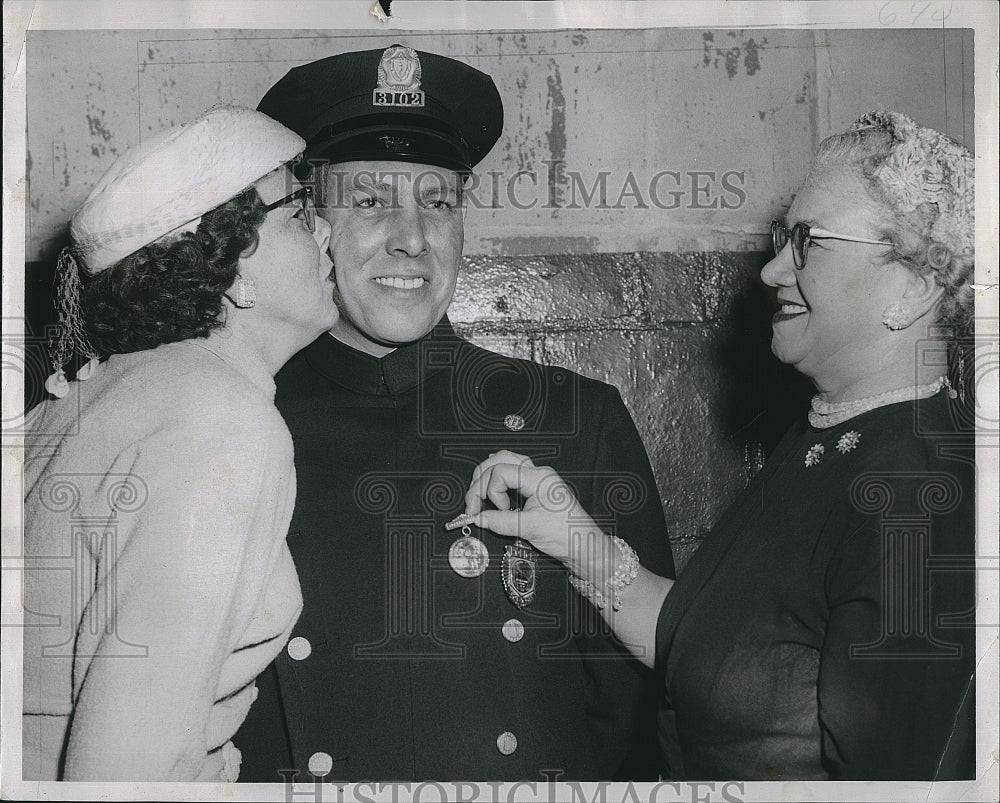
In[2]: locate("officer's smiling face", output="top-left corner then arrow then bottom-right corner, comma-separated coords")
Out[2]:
318,160 -> 464,356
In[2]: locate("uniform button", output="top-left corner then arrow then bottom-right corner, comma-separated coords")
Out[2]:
251,685 -> 260,702
308,751 -> 333,776
502,618 -> 524,643
497,731 -> 517,755
287,636 -> 312,661
504,414 -> 525,431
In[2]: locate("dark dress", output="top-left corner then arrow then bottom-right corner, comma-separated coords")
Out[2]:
237,318 -> 675,781
655,391 -> 976,780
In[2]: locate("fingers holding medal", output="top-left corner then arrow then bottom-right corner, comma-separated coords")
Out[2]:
464,450 -> 536,518
449,451 -> 590,569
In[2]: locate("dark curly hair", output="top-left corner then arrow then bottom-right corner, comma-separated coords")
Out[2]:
80,187 -> 267,355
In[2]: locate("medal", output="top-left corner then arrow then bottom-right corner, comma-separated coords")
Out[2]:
449,525 -> 490,578
445,510 -> 537,605
502,539 -> 537,609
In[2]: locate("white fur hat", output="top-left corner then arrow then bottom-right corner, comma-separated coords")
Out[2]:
69,105 -> 305,274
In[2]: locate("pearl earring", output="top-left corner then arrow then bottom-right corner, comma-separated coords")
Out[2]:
881,302 -> 912,330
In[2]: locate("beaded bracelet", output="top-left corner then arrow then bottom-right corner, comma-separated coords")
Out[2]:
567,535 -> 639,611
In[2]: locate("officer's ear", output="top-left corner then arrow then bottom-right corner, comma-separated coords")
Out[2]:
294,158 -> 335,209
459,173 -> 473,222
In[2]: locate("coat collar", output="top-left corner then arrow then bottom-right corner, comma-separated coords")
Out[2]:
182,330 -> 277,400
303,316 -> 463,396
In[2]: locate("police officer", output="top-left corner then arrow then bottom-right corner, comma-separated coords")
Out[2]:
236,44 -> 675,782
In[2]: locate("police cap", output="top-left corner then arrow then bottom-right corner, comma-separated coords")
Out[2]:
258,45 -> 503,174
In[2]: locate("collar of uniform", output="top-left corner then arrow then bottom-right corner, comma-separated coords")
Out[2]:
304,316 -> 463,396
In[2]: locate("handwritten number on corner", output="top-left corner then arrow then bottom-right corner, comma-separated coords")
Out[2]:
878,2 -> 953,26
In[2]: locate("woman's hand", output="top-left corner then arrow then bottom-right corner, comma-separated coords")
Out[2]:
452,450 -> 674,668
451,450 -> 604,576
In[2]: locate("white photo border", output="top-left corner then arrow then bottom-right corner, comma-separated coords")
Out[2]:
3,2 -> 997,801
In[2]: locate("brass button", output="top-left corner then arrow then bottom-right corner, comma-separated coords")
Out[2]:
502,618 -> 524,643
497,731 -> 517,755
287,636 -> 312,661
308,751 -> 333,776
504,414 -> 525,431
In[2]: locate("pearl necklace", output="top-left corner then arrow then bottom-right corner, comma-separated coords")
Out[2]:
808,375 -> 951,429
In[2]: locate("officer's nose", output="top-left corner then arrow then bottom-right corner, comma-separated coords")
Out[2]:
386,201 -> 430,258
312,215 -> 333,258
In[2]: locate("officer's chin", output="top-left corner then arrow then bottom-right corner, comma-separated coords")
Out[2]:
374,307 -> 447,344
365,322 -> 436,348
339,311 -> 442,351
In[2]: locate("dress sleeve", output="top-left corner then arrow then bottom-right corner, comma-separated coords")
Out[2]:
817,499 -> 976,780
61,406 -> 296,781
576,385 -> 675,779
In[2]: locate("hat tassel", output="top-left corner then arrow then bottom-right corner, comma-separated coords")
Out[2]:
45,248 -> 100,399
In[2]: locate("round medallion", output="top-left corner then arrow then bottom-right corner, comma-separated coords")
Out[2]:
449,535 -> 490,578
504,413 -> 525,431
502,618 -> 525,643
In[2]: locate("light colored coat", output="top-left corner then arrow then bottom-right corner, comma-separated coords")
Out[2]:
22,334 -> 302,781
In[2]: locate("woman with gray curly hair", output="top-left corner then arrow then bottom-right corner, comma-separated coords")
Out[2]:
451,110 -> 977,780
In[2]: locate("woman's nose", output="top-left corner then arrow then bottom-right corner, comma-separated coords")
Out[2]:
760,243 -> 796,288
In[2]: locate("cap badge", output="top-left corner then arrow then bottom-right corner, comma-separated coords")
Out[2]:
380,135 -> 414,154
374,45 -> 425,108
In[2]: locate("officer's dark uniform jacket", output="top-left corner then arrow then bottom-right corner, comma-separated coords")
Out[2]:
237,318 -> 675,781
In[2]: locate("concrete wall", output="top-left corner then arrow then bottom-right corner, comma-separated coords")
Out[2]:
24,28 -> 974,569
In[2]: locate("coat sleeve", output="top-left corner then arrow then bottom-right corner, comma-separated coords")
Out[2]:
817,497 -> 976,780
61,409 -> 297,781
574,384 -> 675,779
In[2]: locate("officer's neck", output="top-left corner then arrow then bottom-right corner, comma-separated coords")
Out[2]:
327,319 -> 430,359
